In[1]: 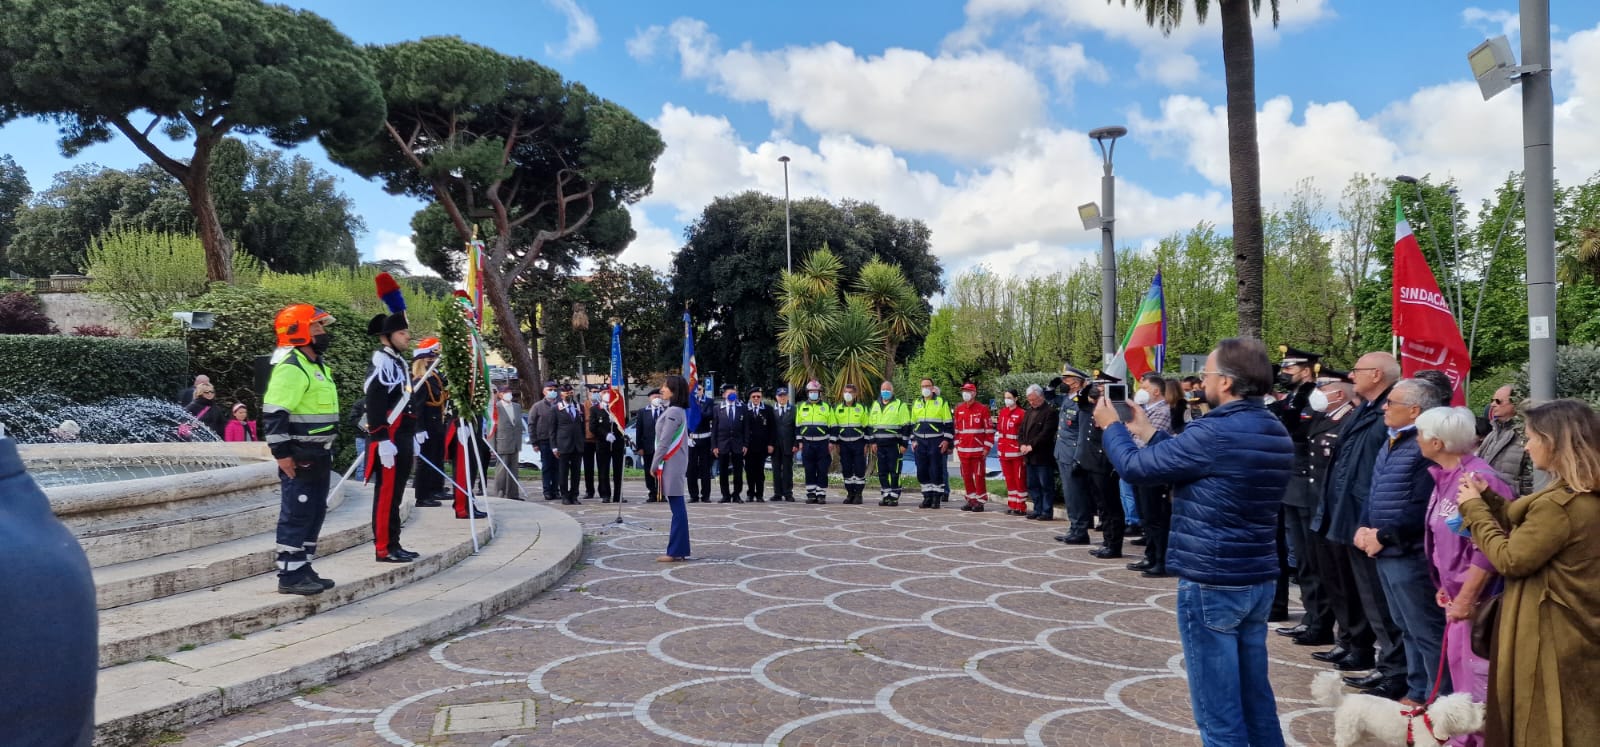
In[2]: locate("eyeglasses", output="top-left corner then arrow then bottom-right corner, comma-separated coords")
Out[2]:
1491,398 -> 1508,405
1348,367 -> 1377,375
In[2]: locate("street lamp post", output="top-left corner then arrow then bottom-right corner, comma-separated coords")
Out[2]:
779,155 -> 793,273
1089,126 -> 1128,367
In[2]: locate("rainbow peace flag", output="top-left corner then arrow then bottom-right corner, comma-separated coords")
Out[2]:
1107,271 -> 1166,381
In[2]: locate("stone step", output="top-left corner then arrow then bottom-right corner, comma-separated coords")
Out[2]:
95,492 -> 489,669
90,479 -> 404,611
93,499 -> 582,747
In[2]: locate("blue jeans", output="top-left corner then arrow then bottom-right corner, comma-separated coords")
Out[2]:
1375,552 -> 1447,701
1176,579 -> 1284,747
1121,479 -> 1140,525
1026,464 -> 1056,518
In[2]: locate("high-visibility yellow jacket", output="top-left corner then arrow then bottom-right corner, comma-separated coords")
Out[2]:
261,348 -> 339,458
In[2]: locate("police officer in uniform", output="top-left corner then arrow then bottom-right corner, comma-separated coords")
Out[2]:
1051,366 -> 1092,543
1272,346 -> 1323,628
910,378 -> 954,509
771,387 -> 798,502
1081,372 -> 1126,558
869,381 -> 912,506
364,278 -> 418,562
796,380 -> 835,504
834,384 -> 870,504
744,388 -> 774,502
262,304 -> 340,595
1304,370 -> 1375,668
687,384 -> 715,502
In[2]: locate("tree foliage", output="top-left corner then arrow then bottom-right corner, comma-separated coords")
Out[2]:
0,291 -> 55,334
0,0 -> 383,281
326,36 -> 663,399
3,141 -> 364,276
671,191 -> 942,390
86,229 -> 262,325
0,154 -> 28,262
775,247 -> 888,398
531,259 -> 677,382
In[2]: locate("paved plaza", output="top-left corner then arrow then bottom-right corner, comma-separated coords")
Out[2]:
173,483 -> 1338,746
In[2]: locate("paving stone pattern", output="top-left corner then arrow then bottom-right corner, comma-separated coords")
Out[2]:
173,483 -> 1338,746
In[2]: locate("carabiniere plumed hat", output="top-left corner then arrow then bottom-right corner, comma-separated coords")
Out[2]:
367,273 -> 409,337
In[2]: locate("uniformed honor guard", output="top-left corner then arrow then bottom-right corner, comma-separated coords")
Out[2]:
911,378 -> 954,509
364,274 -> 419,563
712,383 -> 749,503
868,381 -> 912,506
262,304 -> 339,595
833,384 -> 869,504
796,380 -> 835,504
771,388 -> 798,502
1273,346 -> 1333,638
687,384 -> 715,502
954,382 -> 994,511
411,338 -> 446,508
744,388 -> 774,502
1081,372 -> 1125,557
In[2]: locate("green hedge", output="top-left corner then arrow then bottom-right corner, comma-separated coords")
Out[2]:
0,335 -> 189,402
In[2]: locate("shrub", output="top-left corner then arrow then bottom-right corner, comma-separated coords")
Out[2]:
990,371 -> 1058,407
259,266 -> 439,338
0,291 -> 56,335
86,230 -> 263,327
72,324 -> 121,337
0,335 -> 188,402
1515,345 -> 1600,409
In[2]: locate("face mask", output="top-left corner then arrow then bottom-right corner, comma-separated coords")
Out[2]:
881,390 -> 893,401
843,392 -> 855,403
808,392 -> 820,402
590,394 -> 600,403
1308,389 -> 1331,413
921,387 -> 932,398
1004,397 -> 1016,408
310,333 -> 331,355
961,391 -> 974,402
726,393 -> 738,403
545,390 -> 558,400
1133,389 -> 1152,406
651,397 -> 662,408
501,392 -> 513,401
1275,372 -> 1294,388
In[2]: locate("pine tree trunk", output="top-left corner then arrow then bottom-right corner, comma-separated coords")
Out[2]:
182,140 -> 233,284
1221,0 -> 1265,340
481,262 -> 539,403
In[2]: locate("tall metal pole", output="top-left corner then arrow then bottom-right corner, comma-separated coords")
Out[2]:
1522,0 -> 1557,401
780,155 -> 793,274
1090,126 -> 1127,367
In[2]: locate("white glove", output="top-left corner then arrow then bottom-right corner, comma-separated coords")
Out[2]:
415,430 -> 429,445
605,433 -> 616,443
378,440 -> 397,469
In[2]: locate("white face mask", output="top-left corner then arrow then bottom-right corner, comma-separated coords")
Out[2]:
501,392 -> 513,401
961,391 -> 974,402
545,390 -> 557,400
921,387 -> 932,398
651,397 -> 662,408
808,391 -> 820,402
1003,397 -> 1016,408
1309,389 -> 1331,413
1133,389 -> 1152,406
843,392 -> 855,403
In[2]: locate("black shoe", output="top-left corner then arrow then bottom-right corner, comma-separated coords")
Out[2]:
1311,645 -> 1351,663
1140,568 -> 1171,578
376,554 -> 413,563
733,497 -> 744,503
818,498 -> 827,504
1090,547 -> 1123,559
1276,624 -> 1309,638
306,569 -> 336,590
1126,525 -> 1144,537
719,497 -> 732,503
971,503 -> 984,512
394,548 -> 420,560
1060,533 -> 1091,545
458,510 -> 488,519
1024,513 -> 1040,520
278,577 -> 327,595
753,496 -> 765,502
415,499 -> 442,507
544,495 -> 559,501
1360,677 -> 1408,701
563,497 -> 579,505
1126,559 -> 1154,572
1292,631 -> 1335,647
1034,515 -> 1052,521
1335,654 -> 1378,673
785,496 -> 796,502
960,503 -> 974,512
584,494 -> 597,501
1129,536 -> 1148,546
1343,671 -> 1384,688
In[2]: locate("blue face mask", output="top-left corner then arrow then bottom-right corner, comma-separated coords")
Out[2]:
1444,509 -> 1470,537
881,390 -> 893,401
726,393 -> 738,403
545,390 -> 557,400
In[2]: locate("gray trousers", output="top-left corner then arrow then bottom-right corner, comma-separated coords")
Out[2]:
493,452 -> 521,499
1056,455 -> 1091,534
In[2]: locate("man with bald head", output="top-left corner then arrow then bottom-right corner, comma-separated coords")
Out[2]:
1316,352 -> 1408,699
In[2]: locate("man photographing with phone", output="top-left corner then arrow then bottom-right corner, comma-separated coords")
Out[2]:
1092,338 -> 1294,746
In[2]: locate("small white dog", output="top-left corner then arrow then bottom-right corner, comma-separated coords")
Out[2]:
1312,672 -> 1485,747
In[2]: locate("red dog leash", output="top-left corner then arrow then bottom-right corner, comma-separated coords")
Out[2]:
1401,624 -> 1453,746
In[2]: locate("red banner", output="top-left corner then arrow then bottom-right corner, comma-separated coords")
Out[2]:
1392,200 -> 1469,406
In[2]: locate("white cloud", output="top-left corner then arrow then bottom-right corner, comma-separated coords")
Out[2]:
544,0 -> 600,59
617,205 -> 681,272
1463,7 -> 1520,41
1035,43 -> 1110,96
368,229 -> 435,277
630,18 -> 1048,160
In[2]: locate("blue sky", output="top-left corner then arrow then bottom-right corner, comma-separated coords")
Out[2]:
3,1 -> 1599,281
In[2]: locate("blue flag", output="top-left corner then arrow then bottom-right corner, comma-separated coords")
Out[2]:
681,311 -> 701,430
604,322 -> 625,428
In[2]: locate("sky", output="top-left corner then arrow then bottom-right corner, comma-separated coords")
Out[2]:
3,1 -> 1600,283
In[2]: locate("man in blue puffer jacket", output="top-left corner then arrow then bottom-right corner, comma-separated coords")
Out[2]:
0,436 -> 97,746
1096,338 -> 1292,747
1353,378 -> 1444,705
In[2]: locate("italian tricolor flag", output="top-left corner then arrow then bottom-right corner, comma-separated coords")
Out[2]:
1105,271 -> 1167,381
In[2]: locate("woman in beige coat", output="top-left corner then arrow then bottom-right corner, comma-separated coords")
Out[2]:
1457,399 -> 1600,746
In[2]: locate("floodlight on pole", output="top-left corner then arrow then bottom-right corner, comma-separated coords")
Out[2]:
779,155 -> 793,274
1088,125 -> 1127,366
1077,203 -> 1102,231
1468,8 -> 1556,401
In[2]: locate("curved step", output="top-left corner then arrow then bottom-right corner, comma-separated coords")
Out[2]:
91,482 -> 400,611
93,499 -> 582,747
95,492 -> 485,668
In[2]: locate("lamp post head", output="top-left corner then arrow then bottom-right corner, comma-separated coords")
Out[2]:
1088,125 -> 1128,171
778,155 -> 791,164
1396,175 -> 1419,185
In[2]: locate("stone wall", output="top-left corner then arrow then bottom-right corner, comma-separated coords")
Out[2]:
37,292 -> 137,335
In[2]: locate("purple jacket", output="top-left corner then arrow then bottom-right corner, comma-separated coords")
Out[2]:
1425,454 -> 1512,594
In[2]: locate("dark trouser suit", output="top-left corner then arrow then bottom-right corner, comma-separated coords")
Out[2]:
717,449 -> 744,500
642,450 -> 658,500
688,439 -> 713,501
559,449 -> 581,500
368,433 -> 413,558
772,446 -> 795,500
1339,543 -> 1407,679
539,441 -> 559,499
1081,467 -> 1124,552
1059,460 -> 1093,536
1283,502 -> 1334,637
275,449 -> 331,581
744,448 -> 767,499
597,439 -> 623,501
875,438 -> 903,503
415,424 -> 446,499
911,438 -> 946,506
1309,521 -> 1370,652
581,441 -> 597,498
1136,484 -> 1171,569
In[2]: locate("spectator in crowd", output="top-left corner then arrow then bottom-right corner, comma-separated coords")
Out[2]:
1353,378 -> 1445,705
1017,384 -> 1058,521
1413,369 -> 1454,405
1304,375 -> 1375,667
1478,384 -> 1534,497
178,373 -> 210,407
183,382 -> 226,437
1079,373 -> 1125,557
1164,379 -> 1190,430
1128,372 -> 1175,578
1457,398 -> 1600,746
224,403 -> 258,442
1415,405 -> 1509,746
1095,337 -> 1293,745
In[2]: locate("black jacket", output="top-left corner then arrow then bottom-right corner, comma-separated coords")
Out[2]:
771,401 -> 798,450
634,405 -> 663,453
711,400 -> 748,453
745,403 -> 774,453
1319,386 -> 1394,543
1019,403 -> 1059,466
588,401 -> 617,441
552,400 -> 586,454
529,398 -> 557,445
1074,393 -> 1113,474
364,348 -> 415,443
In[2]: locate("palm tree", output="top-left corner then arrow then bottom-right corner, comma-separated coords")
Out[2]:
854,257 -> 928,383
1111,0 -> 1279,338
1558,224 -> 1600,284
777,247 -> 845,387
826,294 -> 887,398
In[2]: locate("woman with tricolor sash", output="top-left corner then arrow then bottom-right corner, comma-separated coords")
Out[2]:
651,375 -> 693,562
